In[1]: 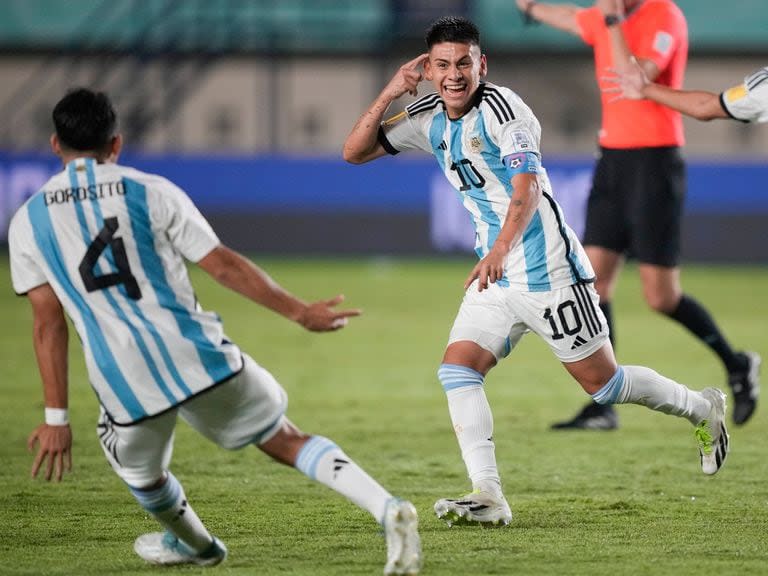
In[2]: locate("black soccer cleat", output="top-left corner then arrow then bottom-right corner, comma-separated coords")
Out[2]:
728,351 -> 761,426
550,401 -> 619,430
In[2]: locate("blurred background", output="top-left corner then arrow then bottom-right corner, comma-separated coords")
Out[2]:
1,0 -> 766,261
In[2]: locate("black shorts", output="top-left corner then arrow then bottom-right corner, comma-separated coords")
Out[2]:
582,146 -> 686,267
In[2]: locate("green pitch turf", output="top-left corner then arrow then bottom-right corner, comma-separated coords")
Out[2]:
1,256 -> 766,575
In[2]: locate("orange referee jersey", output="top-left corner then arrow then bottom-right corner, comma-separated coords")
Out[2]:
577,0 -> 688,148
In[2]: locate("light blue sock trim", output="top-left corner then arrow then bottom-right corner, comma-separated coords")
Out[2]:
438,363 -> 484,392
591,366 -> 626,405
295,436 -> 339,481
129,471 -> 181,514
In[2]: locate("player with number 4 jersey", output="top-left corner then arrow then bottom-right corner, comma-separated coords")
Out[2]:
11,159 -> 243,424
10,88 -> 421,575
344,16 -> 731,529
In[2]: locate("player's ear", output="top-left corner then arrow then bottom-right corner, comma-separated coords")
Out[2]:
479,54 -> 488,78
50,134 -> 61,157
423,57 -> 433,81
108,134 -> 123,162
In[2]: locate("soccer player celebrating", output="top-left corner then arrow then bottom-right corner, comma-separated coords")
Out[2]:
344,16 -> 730,528
10,88 -> 421,575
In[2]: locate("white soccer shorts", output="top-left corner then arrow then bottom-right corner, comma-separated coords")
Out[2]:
448,280 -> 608,363
97,353 -> 288,487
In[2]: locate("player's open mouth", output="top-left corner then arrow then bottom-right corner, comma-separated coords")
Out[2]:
444,84 -> 467,96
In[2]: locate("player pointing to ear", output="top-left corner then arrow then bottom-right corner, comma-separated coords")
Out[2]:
345,15 -> 730,529
344,53 -> 428,164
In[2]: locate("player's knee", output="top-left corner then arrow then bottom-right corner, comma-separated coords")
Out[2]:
645,292 -> 678,314
119,467 -> 166,490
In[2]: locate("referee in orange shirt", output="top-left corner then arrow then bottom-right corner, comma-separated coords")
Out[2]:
516,0 -> 760,429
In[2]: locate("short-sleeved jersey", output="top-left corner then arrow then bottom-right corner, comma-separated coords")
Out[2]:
720,67 -> 768,123
577,0 -> 688,148
379,82 -> 594,292
9,157 -> 243,424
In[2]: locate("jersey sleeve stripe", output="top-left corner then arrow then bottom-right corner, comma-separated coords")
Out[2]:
483,96 -> 506,124
746,68 -> 768,90
406,93 -> 442,116
483,86 -> 516,123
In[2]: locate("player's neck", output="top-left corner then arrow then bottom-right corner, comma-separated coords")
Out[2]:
59,151 -> 113,165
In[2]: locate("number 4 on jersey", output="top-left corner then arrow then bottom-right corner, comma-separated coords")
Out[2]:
78,216 -> 142,300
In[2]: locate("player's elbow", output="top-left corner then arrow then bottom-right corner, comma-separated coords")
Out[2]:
342,145 -> 366,164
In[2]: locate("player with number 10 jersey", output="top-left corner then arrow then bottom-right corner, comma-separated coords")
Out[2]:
380,81 -> 595,292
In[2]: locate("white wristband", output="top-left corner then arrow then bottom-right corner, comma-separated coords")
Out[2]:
45,407 -> 69,426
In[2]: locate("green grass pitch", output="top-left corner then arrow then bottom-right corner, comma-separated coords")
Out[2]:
1,256 -> 767,575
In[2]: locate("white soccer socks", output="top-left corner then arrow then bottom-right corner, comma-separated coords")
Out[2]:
438,363 -> 503,498
129,471 -> 213,553
295,435 -> 392,524
592,365 -> 711,425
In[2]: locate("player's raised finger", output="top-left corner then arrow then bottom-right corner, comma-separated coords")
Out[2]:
405,53 -> 429,69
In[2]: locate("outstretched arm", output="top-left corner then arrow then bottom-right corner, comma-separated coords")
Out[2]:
197,245 -> 361,331
516,0 -> 582,36
643,85 -> 727,120
26,283 -> 72,482
343,53 -> 429,164
602,60 -> 728,121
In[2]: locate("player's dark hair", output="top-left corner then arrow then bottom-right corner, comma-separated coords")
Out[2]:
425,16 -> 480,49
52,88 -> 117,152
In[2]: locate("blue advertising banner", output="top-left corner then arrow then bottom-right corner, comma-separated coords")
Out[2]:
1,152 -> 766,256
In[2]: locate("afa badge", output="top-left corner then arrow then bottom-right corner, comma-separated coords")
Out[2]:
469,136 -> 483,153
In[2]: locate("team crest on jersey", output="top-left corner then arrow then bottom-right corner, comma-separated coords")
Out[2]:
468,135 -> 483,153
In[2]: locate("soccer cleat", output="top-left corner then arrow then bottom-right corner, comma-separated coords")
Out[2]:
550,401 -> 619,430
434,490 -> 512,528
695,388 -> 729,475
133,531 -> 227,566
383,499 -> 421,575
728,351 -> 761,426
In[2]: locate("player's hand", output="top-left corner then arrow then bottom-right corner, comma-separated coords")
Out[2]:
464,247 -> 508,292
27,423 -> 72,482
601,58 -> 648,101
383,54 -> 429,100
299,294 -> 362,332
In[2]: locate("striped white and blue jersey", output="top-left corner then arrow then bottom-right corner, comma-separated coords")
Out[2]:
9,158 -> 243,425
379,82 -> 594,291
721,66 -> 768,123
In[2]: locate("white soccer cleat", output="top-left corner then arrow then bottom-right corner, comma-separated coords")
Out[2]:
434,490 -> 512,527
383,499 -> 422,575
133,531 -> 227,566
695,387 -> 730,475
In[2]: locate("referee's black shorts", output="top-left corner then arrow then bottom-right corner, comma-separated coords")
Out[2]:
582,146 -> 686,267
